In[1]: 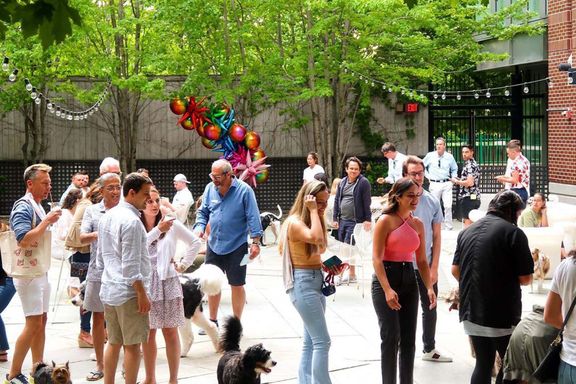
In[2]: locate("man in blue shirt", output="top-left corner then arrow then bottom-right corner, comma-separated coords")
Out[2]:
7,164 -> 62,384
194,159 -> 263,324
423,136 -> 458,230
403,156 -> 452,363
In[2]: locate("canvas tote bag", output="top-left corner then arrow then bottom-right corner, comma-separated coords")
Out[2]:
0,199 -> 51,278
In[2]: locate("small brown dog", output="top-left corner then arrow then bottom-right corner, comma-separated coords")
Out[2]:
32,361 -> 72,384
532,248 -> 550,293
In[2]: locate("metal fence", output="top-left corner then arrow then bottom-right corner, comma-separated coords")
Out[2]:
0,158 -> 306,216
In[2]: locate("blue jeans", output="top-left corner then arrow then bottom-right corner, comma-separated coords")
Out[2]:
0,277 -> 16,350
559,359 -> 576,384
71,251 -> 92,332
288,269 -> 332,384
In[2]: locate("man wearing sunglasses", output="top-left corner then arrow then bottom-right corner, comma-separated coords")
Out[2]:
194,159 -> 263,325
423,136 -> 458,230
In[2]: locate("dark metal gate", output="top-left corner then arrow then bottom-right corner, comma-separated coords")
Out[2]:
429,67 -> 548,196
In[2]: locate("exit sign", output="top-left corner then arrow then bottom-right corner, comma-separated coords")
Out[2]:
405,103 -> 419,113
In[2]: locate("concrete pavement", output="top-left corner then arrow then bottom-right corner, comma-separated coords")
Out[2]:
0,223 -> 550,383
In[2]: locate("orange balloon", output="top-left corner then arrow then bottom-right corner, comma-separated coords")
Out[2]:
244,131 -> 261,150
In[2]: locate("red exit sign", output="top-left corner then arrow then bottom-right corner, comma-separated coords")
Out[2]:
405,103 -> 419,113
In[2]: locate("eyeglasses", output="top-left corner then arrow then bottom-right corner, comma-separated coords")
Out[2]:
407,172 -> 424,178
209,172 -> 228,181
104,185 -> 121,192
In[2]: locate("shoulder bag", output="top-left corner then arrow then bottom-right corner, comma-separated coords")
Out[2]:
0,199 -> 51,278
532,292 -> 576,382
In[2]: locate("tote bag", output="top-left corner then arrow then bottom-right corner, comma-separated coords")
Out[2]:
0,200 -> 51,278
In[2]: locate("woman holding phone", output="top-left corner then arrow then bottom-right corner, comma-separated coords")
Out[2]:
140,188 -> 201,384
280,180 -> 345,384
371,177 -> 437,384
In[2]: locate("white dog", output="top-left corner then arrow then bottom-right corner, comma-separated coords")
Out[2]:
179,264 -> 226,356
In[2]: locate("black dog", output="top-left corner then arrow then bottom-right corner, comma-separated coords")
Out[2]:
260,205 -> 282,246
217,316 -> 276,384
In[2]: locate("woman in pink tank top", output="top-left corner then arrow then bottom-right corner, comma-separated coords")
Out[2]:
371,177 -> 437,384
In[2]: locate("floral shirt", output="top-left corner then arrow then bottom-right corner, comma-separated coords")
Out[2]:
458,158 -> 481,199
506,153 -> 530,191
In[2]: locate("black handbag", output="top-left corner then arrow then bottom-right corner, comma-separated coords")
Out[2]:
69,256 -> 89,279
532,293 -> 576,382
321,273 -> 336,297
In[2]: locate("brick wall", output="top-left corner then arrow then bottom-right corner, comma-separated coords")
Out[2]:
548,0 -> 576,186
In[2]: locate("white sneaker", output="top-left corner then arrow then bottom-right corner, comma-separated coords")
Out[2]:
422,349 -> 453,362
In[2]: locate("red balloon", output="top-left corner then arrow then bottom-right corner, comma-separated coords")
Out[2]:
244,131 -> 261,151
252,148 -> 266,161
256,168 -> 269,184
181,117 -> 194,130
204,124 -> 223,141
170,97 -> 188,115
229,123 -> 247,143
202,137 -> 216,149
197,123 -> 206,137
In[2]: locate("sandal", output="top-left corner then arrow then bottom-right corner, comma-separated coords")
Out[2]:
86,370 -> 104,381
0,351 -> 7,362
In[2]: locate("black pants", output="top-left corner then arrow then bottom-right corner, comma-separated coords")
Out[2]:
415,270 -> 438,353
372,262 -> 419,384
469,335 -> 511,384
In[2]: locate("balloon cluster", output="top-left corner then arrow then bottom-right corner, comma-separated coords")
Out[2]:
170,96 -> 270,186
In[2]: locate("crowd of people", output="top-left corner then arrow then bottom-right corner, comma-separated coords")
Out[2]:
0,136 -> 574,384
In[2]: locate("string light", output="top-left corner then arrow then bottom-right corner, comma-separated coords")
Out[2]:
24,78 -> 33,91
8,69 -> 18,82
2,57 -> 9,72
342,66 -> 550,102
441,92 -> 446,100
30,88 -> 37,99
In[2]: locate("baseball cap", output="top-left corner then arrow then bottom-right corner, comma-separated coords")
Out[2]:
173,173 -> 190,184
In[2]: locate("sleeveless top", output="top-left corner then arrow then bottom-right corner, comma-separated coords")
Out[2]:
288,238 -> 322,269
383,215 -> 419,262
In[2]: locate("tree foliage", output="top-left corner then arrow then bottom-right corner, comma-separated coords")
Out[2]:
0,0 -> 81,48
1,0 -> 542,176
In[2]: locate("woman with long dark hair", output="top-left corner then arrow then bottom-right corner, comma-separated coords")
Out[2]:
140,187 -> 201,384
371,177 -> 437,384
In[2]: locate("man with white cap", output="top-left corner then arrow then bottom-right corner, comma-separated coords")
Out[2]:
171,173 -> 194,223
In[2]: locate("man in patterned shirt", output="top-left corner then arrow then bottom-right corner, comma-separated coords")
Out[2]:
496,139 -> 530,205
451,145 -> 481,228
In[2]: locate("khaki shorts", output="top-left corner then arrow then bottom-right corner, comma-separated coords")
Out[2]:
104,298 -> 149,345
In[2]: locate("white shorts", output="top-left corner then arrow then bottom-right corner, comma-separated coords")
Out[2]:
14,274 -> 51,316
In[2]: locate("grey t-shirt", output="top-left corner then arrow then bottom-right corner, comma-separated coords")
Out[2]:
340,180 -> 357,221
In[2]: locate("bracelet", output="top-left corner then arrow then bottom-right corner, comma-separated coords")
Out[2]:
251,242 -> 260,246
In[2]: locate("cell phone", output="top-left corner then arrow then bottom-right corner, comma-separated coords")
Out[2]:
323,255 -> 342,268
240,253 -> 250,266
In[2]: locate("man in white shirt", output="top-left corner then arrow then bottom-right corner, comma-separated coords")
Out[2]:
96,173 -> 153,384
377,142 -> 407,185
170,173 -> 194,222
423,137 -> 459,230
